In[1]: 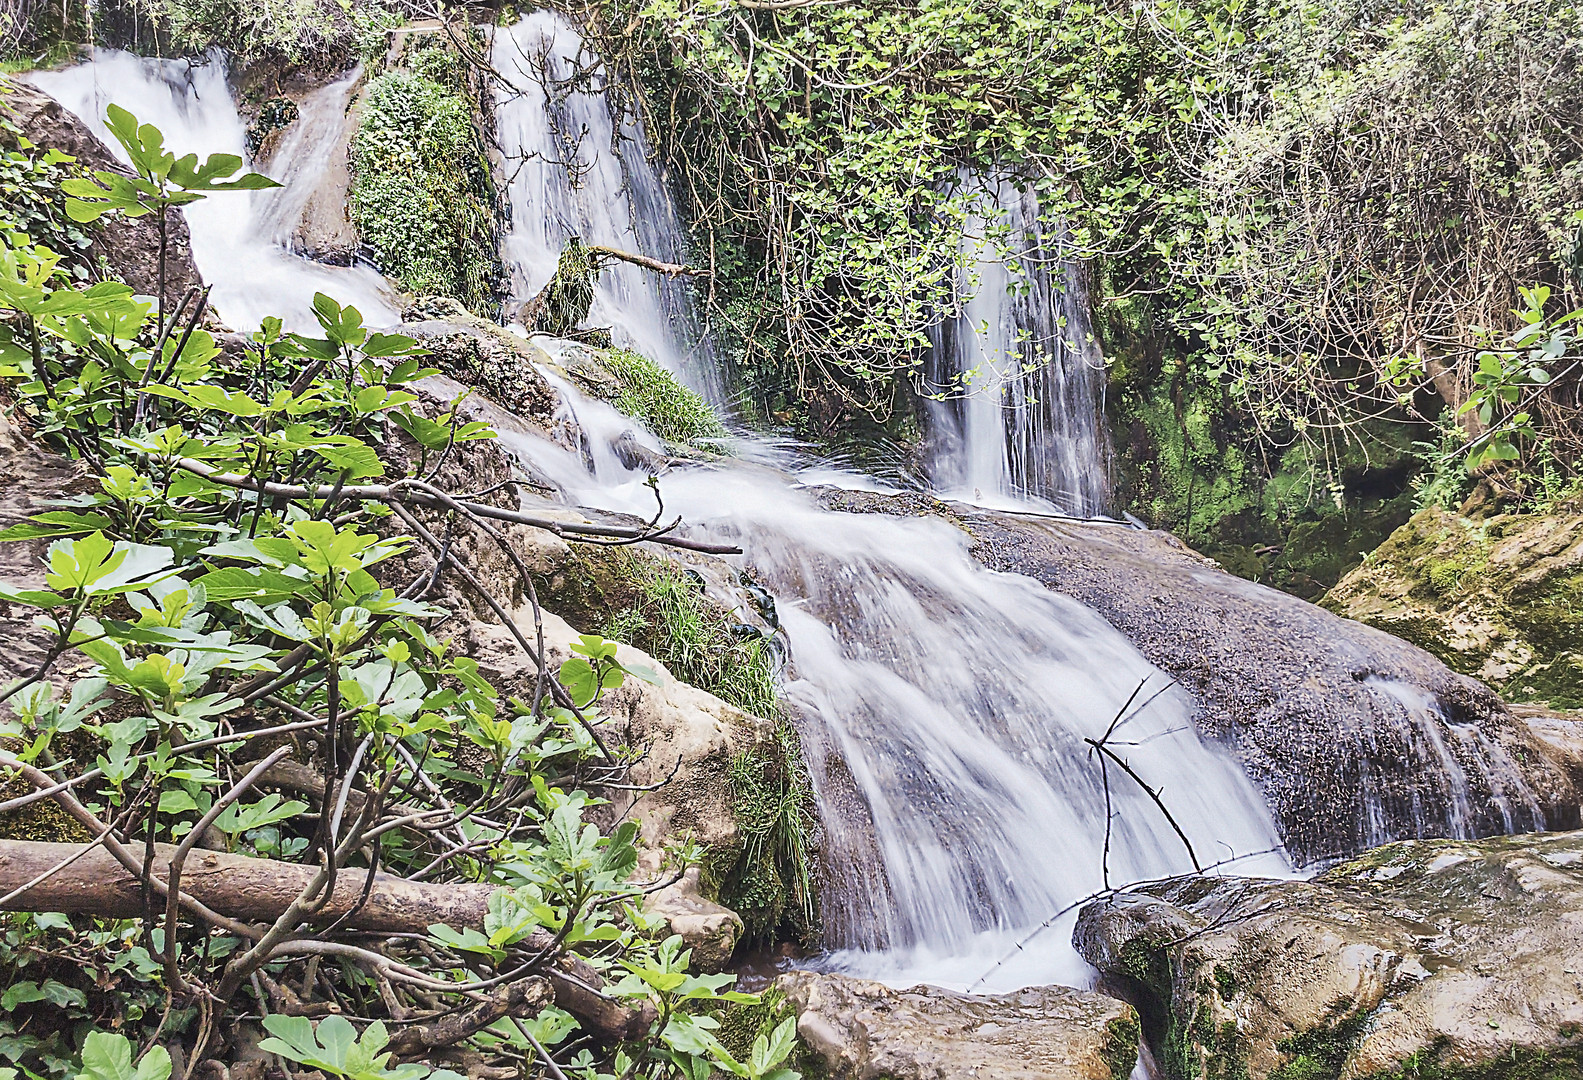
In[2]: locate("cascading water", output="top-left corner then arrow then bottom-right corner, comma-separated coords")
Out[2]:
490,388 -> 1291,991
927,173 -> 1111,516
491,12 -> 716,398
26,26 -> 1291,997
28,49 -> 399,333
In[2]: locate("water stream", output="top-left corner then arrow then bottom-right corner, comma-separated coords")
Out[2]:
490,12 -> 717,399
28,48 -> 400,333
33,35 -> 1299,997
926,173 -> 1112,515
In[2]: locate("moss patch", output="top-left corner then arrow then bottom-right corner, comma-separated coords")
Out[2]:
1323,502 -> 1583,709
1105,1012 -> 1144,1080
703,722 -> 819,944
349,35 -> 501,314
0,769 -> 90,843
1360,1045 -> 1583,1080
1270,1011 -> 1371,1080
594,347 -> 728,448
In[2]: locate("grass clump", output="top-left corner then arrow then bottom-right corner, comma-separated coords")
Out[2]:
349,42 -> 501,314
705,722 -> 819,945
596,347 -> 727,448
604,559 -> 777,717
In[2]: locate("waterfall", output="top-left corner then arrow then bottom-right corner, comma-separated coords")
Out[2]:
491,12 -> 716,399
927,173 -> 1111,516
23,27 -> 1290,997
28,49 -> 399,333
489,392 -> 1291,990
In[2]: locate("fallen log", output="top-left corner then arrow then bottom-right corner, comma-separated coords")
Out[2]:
0,839 -> 653,1042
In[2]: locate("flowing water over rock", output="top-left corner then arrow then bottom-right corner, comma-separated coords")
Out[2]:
28,49 -> 399,332
26,37 -> 1572,1003
491,12 -> 716,398
926,172 -> 1111,515
487,395 -> 1291,990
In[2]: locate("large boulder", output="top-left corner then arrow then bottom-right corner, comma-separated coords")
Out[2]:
2,76 -> 202,303
1324,503 -> 1583,711
776,971 -> 1140,1080
1074,830 -> 1583,1080
951,502 -> 1580,864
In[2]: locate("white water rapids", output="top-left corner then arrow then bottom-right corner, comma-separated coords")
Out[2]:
30,29 -> 1292,1001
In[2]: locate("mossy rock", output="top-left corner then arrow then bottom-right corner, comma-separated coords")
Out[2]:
1324,502 -> 1583,708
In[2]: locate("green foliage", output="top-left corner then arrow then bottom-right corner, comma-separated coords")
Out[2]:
259,1016 -> 455,1080
597,347 -> 728,447
0,85 -> 94,277
74,1034 -> 170,1080
349,49 -> 501,315
118,0 -> 401,62
0,107 -> 803,1080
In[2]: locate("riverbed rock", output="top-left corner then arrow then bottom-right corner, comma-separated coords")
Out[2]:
1073,830 -> 1583,1080
643,866 -> 743,973
0,408 -> 86,692
399,302 -> 560,423
951,502 -> 1580,865
1323,503 -> 1583,711
2,76 -> 203,302
776,971 -> 1140,1080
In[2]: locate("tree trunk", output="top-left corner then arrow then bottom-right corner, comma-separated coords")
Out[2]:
0,839 -> 652,1042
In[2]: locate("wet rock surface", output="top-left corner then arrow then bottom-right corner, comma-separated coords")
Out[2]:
777,970 -> 1140,1080
1324,503 -> 1583,710
0,410 -> 85,690
958,508 -> 1580,864
3,77 -> 203,302
1074,830 -> 1583,1080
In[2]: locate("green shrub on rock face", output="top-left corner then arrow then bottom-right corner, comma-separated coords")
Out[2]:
595,347 -> 728,448
349,60 -> 501,315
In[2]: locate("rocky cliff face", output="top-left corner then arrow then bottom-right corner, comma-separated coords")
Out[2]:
1325,503 -> 1583,711
1075,830 -> 1583,1080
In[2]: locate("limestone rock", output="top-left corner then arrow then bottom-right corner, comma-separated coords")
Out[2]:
776,971 -> 1140,1080
1324,503 -> 1583,710
0,409 -> 86,691
1074,830 -> 1583,1080
399,304 -> 560,422
643,866 -> 743,973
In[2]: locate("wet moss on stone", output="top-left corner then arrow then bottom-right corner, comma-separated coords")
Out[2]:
1270,1011 -> 1371,1080
1105,1012 -> 1144,1080
594,346 -> 728,448
703,722 -> 819,945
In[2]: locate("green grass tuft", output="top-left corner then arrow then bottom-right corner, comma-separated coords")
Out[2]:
596,347 -> 728,447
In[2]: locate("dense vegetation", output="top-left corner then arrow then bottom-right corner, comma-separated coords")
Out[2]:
0,102 -> 802,1080
569,0 -> 1583,538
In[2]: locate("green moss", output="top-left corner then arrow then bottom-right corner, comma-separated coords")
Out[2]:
245,95 -> 298,156
1360,1044 -> 1583,1080
704,722 -> 819,944
1212,964 -> 1239,1000
595,347 -> 728,448
1270,1011 -> 1370,1080
537,546 -> 778,717
0,770 -> 90,843
349,42 -> 501,315
524,238 -> 597,337
1105,1012 -> 1144,1080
